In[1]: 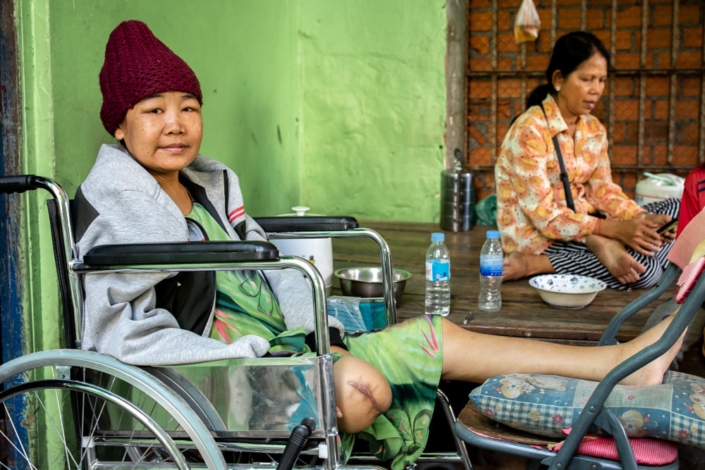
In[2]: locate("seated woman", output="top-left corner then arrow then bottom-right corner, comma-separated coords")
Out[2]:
78,21 -> 685,470
496,31 -> 679,289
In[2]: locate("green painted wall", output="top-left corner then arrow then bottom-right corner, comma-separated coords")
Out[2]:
298,0 -> 447,221
46,0 -> 447,221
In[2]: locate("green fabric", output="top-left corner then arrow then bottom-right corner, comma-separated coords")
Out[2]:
341,315 -> 444,470
187,204 -> 308,354
474,193 -> 497,226
186,204 -> 444,469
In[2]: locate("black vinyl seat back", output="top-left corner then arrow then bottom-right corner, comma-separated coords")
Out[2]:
46,198 -> 78,350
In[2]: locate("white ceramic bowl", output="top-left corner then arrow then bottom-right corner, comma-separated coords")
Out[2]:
529,274 -> 607,309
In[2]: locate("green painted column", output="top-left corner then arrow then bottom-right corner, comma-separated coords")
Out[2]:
16,0 -> 64,464
17,0 -> 61,355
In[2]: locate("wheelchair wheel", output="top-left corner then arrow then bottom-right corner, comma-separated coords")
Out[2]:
0,378 -> 189,469
0,350 -> 228,469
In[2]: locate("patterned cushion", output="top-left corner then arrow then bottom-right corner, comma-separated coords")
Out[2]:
469,371 -> 705,449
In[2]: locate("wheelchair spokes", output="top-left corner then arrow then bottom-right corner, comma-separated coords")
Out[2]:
0,364 -> 198,469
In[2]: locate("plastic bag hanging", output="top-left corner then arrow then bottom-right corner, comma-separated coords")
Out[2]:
514,0 -> 540,43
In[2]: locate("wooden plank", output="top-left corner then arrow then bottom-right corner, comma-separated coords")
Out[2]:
332,221 -> 677,344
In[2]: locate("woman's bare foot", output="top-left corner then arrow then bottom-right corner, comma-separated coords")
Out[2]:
619,313 -> 686,386
586,235 -> 646,284
502,252 -> 554,281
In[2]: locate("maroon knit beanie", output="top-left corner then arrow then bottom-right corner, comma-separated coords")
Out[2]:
99,20 -> 203,136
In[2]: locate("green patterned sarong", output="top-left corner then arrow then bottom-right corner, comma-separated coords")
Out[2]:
186,204 -> 444,470
340,316 -> 443,470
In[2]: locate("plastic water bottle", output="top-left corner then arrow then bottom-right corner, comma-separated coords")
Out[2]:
425,232 -> 451,316
478,230 -> 503,312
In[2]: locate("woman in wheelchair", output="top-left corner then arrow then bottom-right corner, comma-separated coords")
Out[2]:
77,20 -> 685,468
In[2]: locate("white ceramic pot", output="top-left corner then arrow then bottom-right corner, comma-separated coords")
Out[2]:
635,174 -> 684,207
270,206 -> 333,295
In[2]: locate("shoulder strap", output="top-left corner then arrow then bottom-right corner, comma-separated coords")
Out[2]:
539,102 -> 575,212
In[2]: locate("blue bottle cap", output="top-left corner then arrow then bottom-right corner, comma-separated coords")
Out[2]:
486,230 -> 500,239
431,232 -> 445,242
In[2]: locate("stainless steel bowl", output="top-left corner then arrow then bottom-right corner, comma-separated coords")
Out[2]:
334,267 -> 412,303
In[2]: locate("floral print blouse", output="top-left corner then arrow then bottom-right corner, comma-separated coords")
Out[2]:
495,95 -> 645,255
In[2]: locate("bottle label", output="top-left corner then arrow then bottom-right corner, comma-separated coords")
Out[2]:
480,255 -> 503,277
426,259 -> 450,281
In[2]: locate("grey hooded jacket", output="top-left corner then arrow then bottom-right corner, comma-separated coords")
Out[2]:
76,144 -> 342,365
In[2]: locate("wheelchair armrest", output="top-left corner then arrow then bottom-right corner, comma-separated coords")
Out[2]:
254,216 -> 359,233
83,241 -> 279,266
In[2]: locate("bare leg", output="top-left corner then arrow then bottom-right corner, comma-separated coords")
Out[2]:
502,252 -> 555,281
585,234 -> 646,285
331,312 -> 683,432
440,317 -> 684,386
333,352 -> 392,434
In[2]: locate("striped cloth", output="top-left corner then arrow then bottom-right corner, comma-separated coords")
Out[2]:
542,198 -> 681,290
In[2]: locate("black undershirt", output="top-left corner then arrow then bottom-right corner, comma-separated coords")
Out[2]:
305,328 -> 348,352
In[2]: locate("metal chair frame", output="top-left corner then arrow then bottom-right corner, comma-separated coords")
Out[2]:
456,262 -> 703,470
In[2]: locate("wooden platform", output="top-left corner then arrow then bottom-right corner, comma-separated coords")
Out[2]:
332,221 -> 677,345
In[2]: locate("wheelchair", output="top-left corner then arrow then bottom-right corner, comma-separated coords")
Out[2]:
0,175 -> 470,470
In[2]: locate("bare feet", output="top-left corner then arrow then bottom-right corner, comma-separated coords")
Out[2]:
620,313 -> 686,386
502,252 -> 554,281
586,235 -> 646,285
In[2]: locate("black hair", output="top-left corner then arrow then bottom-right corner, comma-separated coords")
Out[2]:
526,31 -> 610,109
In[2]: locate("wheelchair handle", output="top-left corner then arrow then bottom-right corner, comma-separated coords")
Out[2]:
0,175 -> 41,194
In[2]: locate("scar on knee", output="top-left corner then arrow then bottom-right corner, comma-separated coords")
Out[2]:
347,380 -> 384,414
